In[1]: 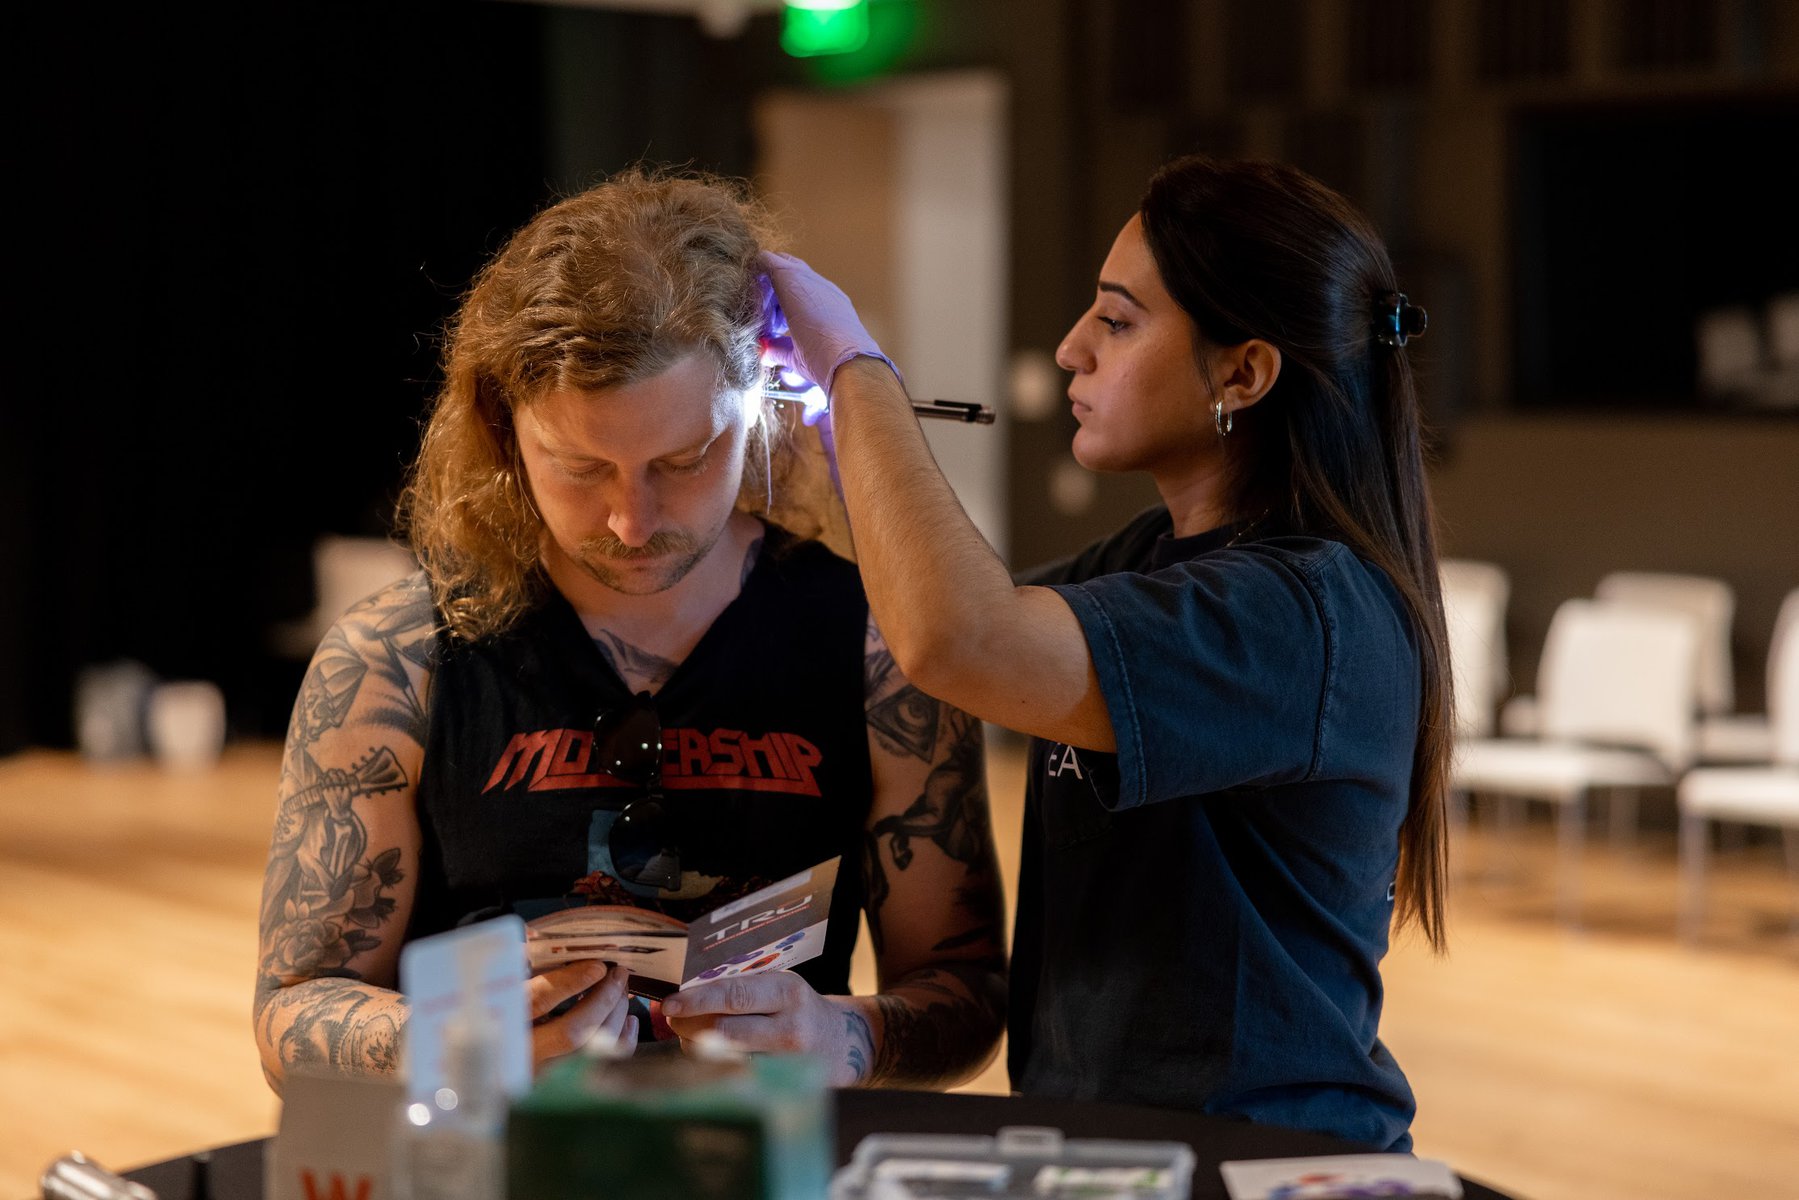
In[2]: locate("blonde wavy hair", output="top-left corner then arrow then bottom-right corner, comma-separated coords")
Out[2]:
398,169 -> 833,642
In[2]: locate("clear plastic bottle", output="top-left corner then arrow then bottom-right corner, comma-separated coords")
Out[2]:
395,948 -> 506,1200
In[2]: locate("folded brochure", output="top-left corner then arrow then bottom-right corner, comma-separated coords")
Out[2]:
524,856 -> 839,999
1220,1154 -> 1462,1199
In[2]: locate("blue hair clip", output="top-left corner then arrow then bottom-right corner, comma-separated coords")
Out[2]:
1376,292 -> 1428,348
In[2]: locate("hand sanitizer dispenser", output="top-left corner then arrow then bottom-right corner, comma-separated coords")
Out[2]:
396,941 -> 506,1200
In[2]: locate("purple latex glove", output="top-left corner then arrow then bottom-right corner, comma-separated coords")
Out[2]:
757,251 -> 900,416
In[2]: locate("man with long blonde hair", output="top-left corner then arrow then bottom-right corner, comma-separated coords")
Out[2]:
254,171 -> 1005,1091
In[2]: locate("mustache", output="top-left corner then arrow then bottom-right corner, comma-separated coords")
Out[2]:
577,530 -> 696,560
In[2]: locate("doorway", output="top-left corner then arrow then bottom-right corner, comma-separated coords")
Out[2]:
754,70 -> 1010,557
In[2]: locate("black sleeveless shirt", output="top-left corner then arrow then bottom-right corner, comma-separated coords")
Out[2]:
409,526 -> 873,995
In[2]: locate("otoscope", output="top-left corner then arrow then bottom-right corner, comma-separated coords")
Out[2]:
759,359 -> 996,425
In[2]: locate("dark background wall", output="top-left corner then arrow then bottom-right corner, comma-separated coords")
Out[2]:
11,3 -> 556,751
5,0 -> 1797,755
992,0 -> 1799,711
6,1 -> 770,751
1511,96 -> 1799,410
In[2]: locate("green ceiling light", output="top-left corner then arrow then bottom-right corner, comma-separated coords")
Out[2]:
781,0 -> 869,57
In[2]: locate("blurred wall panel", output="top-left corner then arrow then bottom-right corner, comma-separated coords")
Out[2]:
1430,415 -> 1799,710
755,73 -> 1010,557
542,5 -> 759,189
754,94 -> 902,350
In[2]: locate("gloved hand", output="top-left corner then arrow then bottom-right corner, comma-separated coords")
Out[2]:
659,970 -> 874,1087
758,251 -> 899,418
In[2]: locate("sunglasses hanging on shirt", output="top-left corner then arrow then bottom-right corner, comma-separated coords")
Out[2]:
592,691 -> 682,892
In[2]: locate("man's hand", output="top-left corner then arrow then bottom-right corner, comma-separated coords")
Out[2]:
658,971 -> 872,1087
529,960 -> 636,1068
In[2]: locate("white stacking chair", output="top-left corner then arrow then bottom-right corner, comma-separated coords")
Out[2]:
270,535 -> 419,658
1500,571 -> 1736,740
1695,306 -> 1763,399
1747,292 -> 1799,410
1679,592 -> 1799,940
1768,292 -> 1799,370
1440,559 -> 1511,739
1697,589 -> 1799,764
1453,599 -> 1701,924
1496,690 -> 1541,738
1594,572 -> 1736,720
312,536 -> 419,625
1440,559 -> 1513,854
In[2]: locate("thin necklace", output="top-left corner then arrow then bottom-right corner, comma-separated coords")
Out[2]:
1224,508 -> 1272,549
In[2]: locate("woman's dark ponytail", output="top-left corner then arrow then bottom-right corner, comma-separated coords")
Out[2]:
1140,155 -> 1452,953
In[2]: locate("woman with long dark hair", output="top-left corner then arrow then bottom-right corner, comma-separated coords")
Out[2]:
756,154 -> 1450,1150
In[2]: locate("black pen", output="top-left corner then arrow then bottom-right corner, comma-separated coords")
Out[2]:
903,399 -> 996,424
761,366 -> 996,425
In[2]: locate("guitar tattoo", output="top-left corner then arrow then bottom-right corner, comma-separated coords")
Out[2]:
262,747 -> 410,974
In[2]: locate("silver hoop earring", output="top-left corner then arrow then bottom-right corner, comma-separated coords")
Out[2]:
1213,398 -> 1232,438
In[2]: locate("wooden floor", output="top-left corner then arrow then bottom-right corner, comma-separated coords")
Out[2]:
3,744 -> 1797,1200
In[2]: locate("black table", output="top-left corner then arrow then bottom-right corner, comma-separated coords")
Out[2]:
124,1089 -> 1514,1199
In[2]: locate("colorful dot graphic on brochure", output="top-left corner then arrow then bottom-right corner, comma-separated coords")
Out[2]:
694,932 -> 808,982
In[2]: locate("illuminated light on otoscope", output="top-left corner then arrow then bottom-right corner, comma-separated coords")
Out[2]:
762,361 -> 832,426
757,356 -> 996,426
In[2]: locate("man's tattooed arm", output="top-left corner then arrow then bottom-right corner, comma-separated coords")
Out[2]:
867,960 -> 1007,1087
254,577 -> 433,1093
252,977 -> 407,1090
852,616 -> 1007,1089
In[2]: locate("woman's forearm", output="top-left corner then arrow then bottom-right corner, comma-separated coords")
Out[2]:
832,359 -> 1019,692
832,358 -> 1115,750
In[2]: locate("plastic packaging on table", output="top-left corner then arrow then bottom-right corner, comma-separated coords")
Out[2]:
831,1125 -> 1196,1200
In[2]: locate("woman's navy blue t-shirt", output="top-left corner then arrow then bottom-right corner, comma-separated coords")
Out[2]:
1009,507 -> 1420,1151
